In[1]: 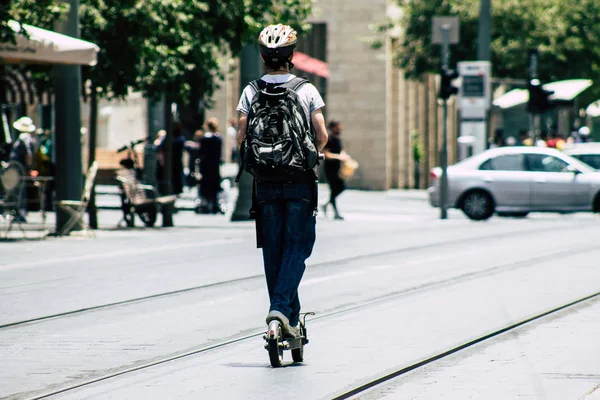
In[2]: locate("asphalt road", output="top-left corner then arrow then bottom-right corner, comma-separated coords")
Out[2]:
1,187 -> 599,399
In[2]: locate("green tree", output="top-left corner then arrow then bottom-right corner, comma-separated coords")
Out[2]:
4,0 -> 314,225
4,0 -> 313,105
1,0 -> 67,44
382,0 -> 600,102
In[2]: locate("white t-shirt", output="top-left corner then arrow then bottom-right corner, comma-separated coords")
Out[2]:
236,74 -> 325,123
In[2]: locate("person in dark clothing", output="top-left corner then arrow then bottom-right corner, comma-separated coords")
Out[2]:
184,130 -> 204,189
199,118 -> 223,214
171,129 -> 185,196
155,121 -> 185,196
322,120 -> 349,220
236,24 -> 329,338
9,117 -> 36,222
154,129 -> 167,195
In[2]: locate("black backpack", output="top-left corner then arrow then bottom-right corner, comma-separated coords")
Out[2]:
236,77 -> 319,182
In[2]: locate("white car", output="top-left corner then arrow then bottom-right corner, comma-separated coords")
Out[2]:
428,146 -> 600,220
563,142 -> 600,170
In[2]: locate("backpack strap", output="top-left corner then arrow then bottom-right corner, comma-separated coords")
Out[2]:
255,77 -> 308,93
280,76 -> 309,92
249,79 -> 261,92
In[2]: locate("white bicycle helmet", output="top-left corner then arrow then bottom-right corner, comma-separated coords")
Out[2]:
258,24 -> 297,66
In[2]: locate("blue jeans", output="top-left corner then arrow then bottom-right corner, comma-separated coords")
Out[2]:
256,181 -> 316,327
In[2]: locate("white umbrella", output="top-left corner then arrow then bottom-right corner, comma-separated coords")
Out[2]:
493,79 -> 593,109
0,20 -> 99,66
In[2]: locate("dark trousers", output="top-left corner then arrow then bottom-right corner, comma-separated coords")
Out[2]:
256,181 -> 316,326
326,171 -> 346,208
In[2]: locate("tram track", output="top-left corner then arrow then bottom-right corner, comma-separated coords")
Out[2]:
0,223 -> 575,330
18,241 -> 600,400
332,291 -> 600,400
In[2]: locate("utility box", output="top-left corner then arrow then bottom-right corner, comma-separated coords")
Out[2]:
457,61 -> 491,119
457,61 -> 492,159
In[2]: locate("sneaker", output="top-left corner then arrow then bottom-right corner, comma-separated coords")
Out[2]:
287,324 -> 301,339
266,310 -> 297,338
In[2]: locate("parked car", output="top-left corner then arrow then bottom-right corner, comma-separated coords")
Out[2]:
562,143 -> 600,170
428,146 -> 600,220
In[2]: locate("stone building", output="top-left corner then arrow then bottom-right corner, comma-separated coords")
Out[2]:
208,0 -> 459,191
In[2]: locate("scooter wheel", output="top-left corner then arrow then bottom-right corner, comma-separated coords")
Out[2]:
268,327 -> 284,368
291,344 -> 303,363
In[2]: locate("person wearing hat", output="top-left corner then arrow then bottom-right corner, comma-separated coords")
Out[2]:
578,126 -> 591,143
10,116 -> 36,222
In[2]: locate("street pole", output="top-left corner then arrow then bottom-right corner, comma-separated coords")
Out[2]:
144,97 -> 163,187
477,0 -> 491,61
161,94 -> 174,227
54,0 -> 83,233
440,26 -> 450,220
87,82 -> 98,229
529,49 -> 539,145
477,0 -> 492,148
231,44 -> 261,222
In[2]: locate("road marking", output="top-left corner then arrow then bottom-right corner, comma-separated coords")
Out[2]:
0,238 -> 246,272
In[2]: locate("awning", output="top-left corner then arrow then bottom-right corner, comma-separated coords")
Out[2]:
586,100 -> 600,117
0,20 -> 99,66
293,51 -> 328,79
492,79 -> 593,109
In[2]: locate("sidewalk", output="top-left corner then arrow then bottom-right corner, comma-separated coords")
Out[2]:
1,182 -> 430,241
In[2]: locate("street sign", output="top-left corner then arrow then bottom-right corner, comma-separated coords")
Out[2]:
458,61 -> 491,119
432,16 -> 460,44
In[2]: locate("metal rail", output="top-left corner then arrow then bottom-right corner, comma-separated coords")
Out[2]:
0,223 -> 570,330
19,242 -> 600,400
332,291 -> 600,400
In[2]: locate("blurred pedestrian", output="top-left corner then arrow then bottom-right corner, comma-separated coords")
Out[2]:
199,117 -> 223,213
154,129 -> 167,193
578,126 -> 591,143
171,122 -> 185,196
227,118 -> 239,164
322,120 -> 350,220
154,123 -> 185,196
517,130 -> 529,146
9,116 -> 36,222
236,24 -> 328,338
184,130 -> 203,189
34,128 -> 55,211
505,136 -> 516,146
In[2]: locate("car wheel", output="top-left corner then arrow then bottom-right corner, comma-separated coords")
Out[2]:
461,190 -> 494,221
593,193 -> 600,213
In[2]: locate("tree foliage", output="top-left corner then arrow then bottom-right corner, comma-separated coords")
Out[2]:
0,0 -> 67,44
3,0 -> 313,104
384,0 -> 600,102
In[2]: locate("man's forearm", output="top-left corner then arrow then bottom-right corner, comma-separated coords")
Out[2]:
311,109 -> 328,152
237,114 -> 247,148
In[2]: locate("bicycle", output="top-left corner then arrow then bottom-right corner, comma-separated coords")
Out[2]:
115,138 -> 162,228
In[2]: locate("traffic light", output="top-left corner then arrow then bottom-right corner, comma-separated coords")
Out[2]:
527,79 -> 554,114
439,66 -> 459,100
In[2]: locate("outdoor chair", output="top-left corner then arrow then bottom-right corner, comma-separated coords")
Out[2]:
0,160 -> 26,239
54,161 -> 98,237
115,168 -> 177,228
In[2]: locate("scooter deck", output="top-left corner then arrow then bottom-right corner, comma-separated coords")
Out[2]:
283,336 -> 306,350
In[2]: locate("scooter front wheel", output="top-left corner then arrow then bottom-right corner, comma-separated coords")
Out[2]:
267,323 -> 283,368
